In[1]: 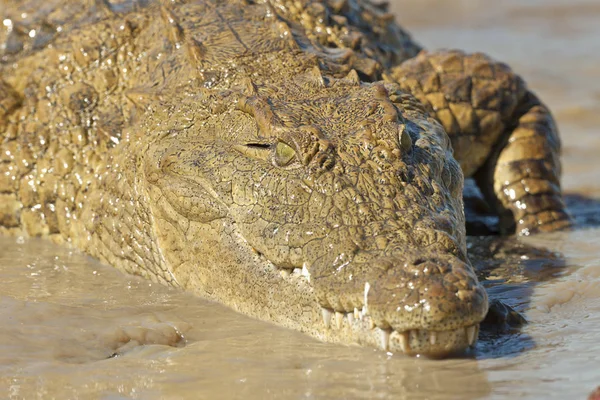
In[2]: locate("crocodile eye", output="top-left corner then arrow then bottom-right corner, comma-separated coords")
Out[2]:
274,141 -> 297,166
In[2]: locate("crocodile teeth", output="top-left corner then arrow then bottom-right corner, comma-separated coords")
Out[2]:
368,318 -> 375,329
279,269 -> 290,278
346,312 -> 354,325
400,331 -> 410,353
355,307 -> 364,320
335,311 -> 344,329
466,325 -> 477,346
321,308 -> 332,329
301,264 -> 311,282
391,330 -> 410,353
377,328 -> 390,351
409,329 -> 419,345
361,305 -> 368,317
429,331 -> 437,346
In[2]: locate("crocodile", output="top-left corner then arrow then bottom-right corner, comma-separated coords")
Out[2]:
0,0 -> 571,356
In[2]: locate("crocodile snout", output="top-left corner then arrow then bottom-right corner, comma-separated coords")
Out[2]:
313,253 -> 488,356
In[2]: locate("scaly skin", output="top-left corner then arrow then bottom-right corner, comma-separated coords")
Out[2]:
388,50 -> 572,235
0,0 -> 570,356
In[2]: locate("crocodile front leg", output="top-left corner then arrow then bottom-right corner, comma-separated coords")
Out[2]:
386,50 -> 572,235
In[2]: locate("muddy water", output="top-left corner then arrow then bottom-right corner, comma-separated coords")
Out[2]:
1,0 -> 600,399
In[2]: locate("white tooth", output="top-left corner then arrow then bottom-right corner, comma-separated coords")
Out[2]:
363,282 -> 370,308
321,308 -> 332,328
347,312 -> 354,325
279,269 -> 290,278
377,328 -> 390,351
362,305 -> 368,316
429,331 -> 436,345
409,329 -> 419,344
301,264 -> 311,282
354,307 -> 360,320
293,268 -> 301,276
335,311 -> 344,329
367,317 -> 375,329
399,331 -> 410,353
466,325 -> 477,346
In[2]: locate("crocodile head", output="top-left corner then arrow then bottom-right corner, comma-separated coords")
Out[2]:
142,69 -> 488,356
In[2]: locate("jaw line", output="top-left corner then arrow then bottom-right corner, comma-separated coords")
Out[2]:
318,304 -> 479,356
252,248 -> 479,357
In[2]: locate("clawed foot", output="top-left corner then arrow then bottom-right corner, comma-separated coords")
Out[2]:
482,299 -> 527,332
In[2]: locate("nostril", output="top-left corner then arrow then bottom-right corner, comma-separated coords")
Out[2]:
413,258 -> 425,266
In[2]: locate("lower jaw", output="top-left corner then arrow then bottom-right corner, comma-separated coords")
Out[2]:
388,325 -> 479,357
318,307 -> 479,357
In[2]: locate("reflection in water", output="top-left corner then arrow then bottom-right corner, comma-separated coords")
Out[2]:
2,0 -> 600,398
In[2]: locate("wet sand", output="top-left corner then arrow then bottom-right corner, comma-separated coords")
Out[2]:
2,0 -> 600,399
